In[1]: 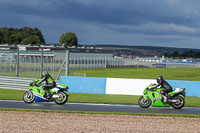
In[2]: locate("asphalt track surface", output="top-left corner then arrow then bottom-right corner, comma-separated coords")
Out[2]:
0,100 -> 200,115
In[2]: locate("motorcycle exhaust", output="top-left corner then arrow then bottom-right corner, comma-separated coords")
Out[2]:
52,95 -> 59,98
168,99 -> 179,103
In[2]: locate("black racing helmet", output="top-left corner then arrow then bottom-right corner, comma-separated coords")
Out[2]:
41,71 -> 49,78
157,76 -> 164,83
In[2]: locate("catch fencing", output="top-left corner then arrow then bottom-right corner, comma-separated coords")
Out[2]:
0,53 -> 150,72
0,50 -> 152,78
0,50 -> 200,78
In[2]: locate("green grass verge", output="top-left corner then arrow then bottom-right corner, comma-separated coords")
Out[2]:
1,67 -> 200,117
0,89 -> 26,100
1,108 -> 200,118
2,67 -> 200,81
70,68 -> 200,81
1,88 -> 200,107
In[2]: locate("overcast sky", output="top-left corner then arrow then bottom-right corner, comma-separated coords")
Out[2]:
1,0 -> 200,48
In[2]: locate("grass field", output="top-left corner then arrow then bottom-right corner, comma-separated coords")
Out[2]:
2,67 -> 200,81
70,67 -> 200,81
1,88 -> 200,107
1,67 -> 200,107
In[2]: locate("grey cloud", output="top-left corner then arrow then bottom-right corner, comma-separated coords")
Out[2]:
107,23 -> 200,36
1,0 -> 198,26
0,0 -> 200,48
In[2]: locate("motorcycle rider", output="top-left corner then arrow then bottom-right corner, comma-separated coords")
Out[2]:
35,71 -> 56,99
149,76 -> 173,97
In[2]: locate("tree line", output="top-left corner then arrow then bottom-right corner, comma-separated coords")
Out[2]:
0,27 -> 45,45
164,50 -> 200,58
0,27 -> 78,47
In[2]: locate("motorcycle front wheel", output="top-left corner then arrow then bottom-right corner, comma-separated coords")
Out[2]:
170,96 -> 185,109
138,96 -> 152,108
54,92 -> 68,105
23,91 -> 35,104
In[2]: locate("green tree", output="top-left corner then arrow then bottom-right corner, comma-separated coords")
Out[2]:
171,51 -> 180,58
181,50 -> 195,58
0,27 -> 45,45
21,27 -> 45,44
0,27 -> 10,44
32,27 -> 45,43
59,32 -> 78,48
21,35 -> 41,45
10,33 -> 23,44
0,30 -> 2,43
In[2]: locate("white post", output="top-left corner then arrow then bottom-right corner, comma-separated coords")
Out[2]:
16,47 -> 19,77
65,49 -> 69,76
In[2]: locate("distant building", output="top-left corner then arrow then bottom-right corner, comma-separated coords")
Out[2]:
154,53 -> 158,59
0,45 -> 113,60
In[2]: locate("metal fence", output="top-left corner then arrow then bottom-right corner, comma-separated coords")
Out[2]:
1,50 -> 200,78
0,56 -> 148,74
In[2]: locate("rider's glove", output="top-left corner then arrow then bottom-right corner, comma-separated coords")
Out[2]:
148,87 -> 155,90
33,83 -> 39,87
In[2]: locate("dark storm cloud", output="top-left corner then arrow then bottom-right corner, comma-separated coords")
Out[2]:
1,0 -> 198,26
0,0 -> 140,25
0,0 -> 200,48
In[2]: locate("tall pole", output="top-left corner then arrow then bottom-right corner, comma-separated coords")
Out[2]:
65,49 -> 69,76
16,47 -> 19,77
41,48 -> 44,74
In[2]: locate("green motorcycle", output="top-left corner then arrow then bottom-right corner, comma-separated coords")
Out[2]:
138,84 -> 185,109
23,80 -> 69,105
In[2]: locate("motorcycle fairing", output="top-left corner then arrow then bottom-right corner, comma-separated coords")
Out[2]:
143,87 -> 170,107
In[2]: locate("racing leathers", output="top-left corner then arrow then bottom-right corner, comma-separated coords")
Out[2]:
37,75 -> 56,98
149,76 -> 173,96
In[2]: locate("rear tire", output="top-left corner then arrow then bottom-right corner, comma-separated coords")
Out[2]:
138,96 -> 151,108
171,96 -> 185,109
54,92 -> 68,105
23,91 -> 35,104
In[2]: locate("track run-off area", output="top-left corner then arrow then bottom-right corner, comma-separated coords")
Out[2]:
0,100 -> 200,115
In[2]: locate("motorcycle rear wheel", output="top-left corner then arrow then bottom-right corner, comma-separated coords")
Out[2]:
138,96 -> 152,108
54,92 -> 68,105
171,96 -> 185,109
23,91 -> 35,104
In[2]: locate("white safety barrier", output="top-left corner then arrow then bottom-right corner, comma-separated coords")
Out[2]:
106,78 -> 157,95
0,76 -> 35,90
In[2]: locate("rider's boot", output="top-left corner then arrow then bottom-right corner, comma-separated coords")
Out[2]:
45,90 -> 51,99
162,92 -> 169,103
165,93 -> 171,99
163,95 -> 167,103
